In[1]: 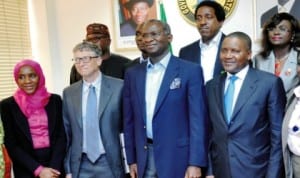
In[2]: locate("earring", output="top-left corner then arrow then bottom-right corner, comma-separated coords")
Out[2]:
291,33 -> 295,42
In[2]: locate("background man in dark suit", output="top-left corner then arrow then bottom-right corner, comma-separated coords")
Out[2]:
125,22 -> 149,69
179,1 -> 225,83
261,0 -> 300,27
70,23 -> 130,84
123,19 -> 208,178
206,31 -> 286,178
63,41 -> 125,178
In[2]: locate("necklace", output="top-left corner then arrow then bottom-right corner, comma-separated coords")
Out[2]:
275,52 -> 289,76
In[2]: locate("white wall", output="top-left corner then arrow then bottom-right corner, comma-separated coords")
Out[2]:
29,0 -> 257,95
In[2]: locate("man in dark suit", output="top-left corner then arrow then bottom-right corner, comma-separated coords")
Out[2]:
70,23 -> 130,84
179,1 -> 225,83
206,31 -> 286,178
63,41 -> 125,178
261,0 -> 300,28
123,19 -> 208,178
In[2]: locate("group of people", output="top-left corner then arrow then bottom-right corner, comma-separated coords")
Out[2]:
0,0 -> 300,178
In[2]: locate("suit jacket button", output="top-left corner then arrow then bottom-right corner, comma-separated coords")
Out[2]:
144,146 -> 147,150
144,125 -> 146,129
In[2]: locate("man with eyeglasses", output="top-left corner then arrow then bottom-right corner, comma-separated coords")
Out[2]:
63,41 -> 125,178
70,23 -> 130,84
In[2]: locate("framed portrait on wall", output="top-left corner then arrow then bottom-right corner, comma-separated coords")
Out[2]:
112,0 -> 158,51
254,0 -> 300,40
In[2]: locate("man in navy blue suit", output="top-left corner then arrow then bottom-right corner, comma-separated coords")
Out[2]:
206,31 -> 286,178
123,19 -> 208,178
179,1 -> 225,83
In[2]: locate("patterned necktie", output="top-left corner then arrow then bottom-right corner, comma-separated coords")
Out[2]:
85,85 -> 102,163
224,75 -> 238,123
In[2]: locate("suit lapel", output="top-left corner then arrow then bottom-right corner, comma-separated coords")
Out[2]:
231,69 -> 257,122
153,56 -> 178,117
45,97 -> 55,137
283,96 -> 297,148
215,74 -> 228,125
14,103 -> 32,141
195,41 -> 201,64
213,34 -> 225,77
71,82 -> 83,128
99,75 -> 112,119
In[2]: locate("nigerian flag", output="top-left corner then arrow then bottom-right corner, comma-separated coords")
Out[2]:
159,1 -> 173,54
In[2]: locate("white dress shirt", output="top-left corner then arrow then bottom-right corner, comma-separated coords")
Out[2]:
199,31 -> 222,83
145,53 -> 171,139
224,65 -> 249,114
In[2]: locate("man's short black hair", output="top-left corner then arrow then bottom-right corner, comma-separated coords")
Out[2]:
194,1 -> 226,22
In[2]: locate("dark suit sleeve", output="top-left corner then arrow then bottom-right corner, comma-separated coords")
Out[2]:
123,71 -> 137,165
187,65 -> 208,166
266,77 -> 286,178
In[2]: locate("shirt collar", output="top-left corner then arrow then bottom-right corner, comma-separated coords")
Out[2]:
199,31 -> 222,48
226,65 -> 249,81
83,72 -> 102,92
139,56 -> 149,63
147,52 -> 171,69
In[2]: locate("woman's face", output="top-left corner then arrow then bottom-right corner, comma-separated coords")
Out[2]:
268,20 -> 293,47
17,65 -> 39,95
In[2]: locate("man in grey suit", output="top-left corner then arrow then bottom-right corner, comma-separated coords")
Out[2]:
206,32 -> 286,178
63,41 -> 125,178
282,86 -> 300,178
282,50 -> 300,178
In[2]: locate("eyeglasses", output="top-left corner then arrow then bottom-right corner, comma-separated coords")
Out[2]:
267,26 -> 291,33
72,56 -> 99,64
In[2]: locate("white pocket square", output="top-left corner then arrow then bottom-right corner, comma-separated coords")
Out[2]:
170,78 -> 181,89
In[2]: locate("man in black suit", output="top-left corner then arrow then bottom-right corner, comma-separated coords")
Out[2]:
261,0 -> 300,27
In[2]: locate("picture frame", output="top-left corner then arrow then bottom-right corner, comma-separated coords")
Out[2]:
253,0 -> 277,41
254,0 -> 300,40
112,0 -> 158,51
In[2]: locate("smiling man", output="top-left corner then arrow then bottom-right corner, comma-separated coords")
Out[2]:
205,31 -> 286,178
123,19 -> 208,178
179,0 -> 226,83
63,41 -> 125,178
